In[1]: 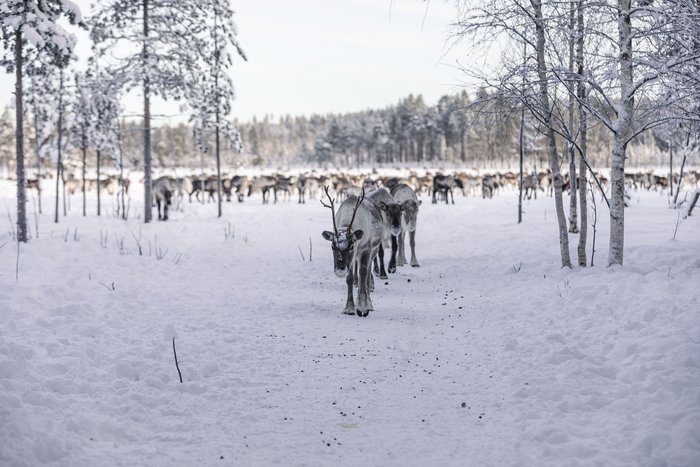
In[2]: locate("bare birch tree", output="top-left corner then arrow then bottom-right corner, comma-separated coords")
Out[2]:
453,0 -> 572,267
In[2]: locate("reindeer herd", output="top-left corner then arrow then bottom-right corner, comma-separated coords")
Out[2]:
18,165 -> 699,317
24,166 -> 697,221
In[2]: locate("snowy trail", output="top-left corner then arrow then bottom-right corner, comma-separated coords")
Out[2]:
1,186 -> 699,466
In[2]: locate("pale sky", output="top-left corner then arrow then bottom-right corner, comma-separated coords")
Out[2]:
1,0 -> 472,123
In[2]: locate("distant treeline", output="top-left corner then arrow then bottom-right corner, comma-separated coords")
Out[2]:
0,91 -> 672,177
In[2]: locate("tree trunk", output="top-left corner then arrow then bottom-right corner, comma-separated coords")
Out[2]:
214,10 -> 223,218
54,69 -> 64,224
30,80 -> 42,215
567,1 -> 578,234
669,142 -> 673,205
118,119 -> 127,219
80,128 -> 87,217
518,42 -> 526,225
608,0 -> 633,267
14,28 -> 28,242
96,149 -> 101,216
576,0 -> 588,267
518,108 -> 524,224
143,0 -> 153,223
532,0 -> 572,268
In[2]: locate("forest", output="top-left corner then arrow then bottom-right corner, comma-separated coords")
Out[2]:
0,90 -> 680,176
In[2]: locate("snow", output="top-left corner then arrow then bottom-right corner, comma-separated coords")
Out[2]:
1,180 -> 699,466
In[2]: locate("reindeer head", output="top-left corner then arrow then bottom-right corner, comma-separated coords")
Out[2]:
321,186 -> 365,277
400,199 -> 421,232
378,202 -> 403,236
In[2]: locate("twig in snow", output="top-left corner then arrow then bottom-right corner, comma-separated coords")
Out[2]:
131,227 -> 143,256
224,222 -> 235,240
512,261 -> 522,274
100,229 -> 109,248
671,211 -> 681,240
172,338 -> 183,383
98,281 -> 115,291
309,237 -> 312,262
115,233 -> 126,255
588,180 -> 598,267
154,235 -> 168,260
297,245 -> 305,261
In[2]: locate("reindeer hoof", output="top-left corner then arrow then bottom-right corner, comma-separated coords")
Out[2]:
411,263 -> 420,268
388,266 -> 396,274
343,307 -> 356,315
380,274 -> 388,280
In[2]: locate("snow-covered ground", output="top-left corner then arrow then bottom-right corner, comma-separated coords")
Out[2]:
1,181 -> 698,467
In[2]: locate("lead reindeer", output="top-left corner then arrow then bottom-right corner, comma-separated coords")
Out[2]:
389,183 -> 421,271
321,186 -> 383,317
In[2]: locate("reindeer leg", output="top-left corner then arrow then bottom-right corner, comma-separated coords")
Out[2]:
343,270 -> 356,315
388,235 -> 398,273
356,251 -> 372,317
409,230 -> 419,267
377,243 -> 388,279
397,232 -> 407,266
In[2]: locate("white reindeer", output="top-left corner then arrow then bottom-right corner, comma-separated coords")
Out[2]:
153,176 -> 175,221
321,187 -> 383,317
389,183 -> 422,270
367,188 -> 403,280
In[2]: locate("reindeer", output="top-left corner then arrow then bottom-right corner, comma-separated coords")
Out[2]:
321,187 -> 383,317
274,175 -> 293,203
367,188 -> 403,280
296,174 -> 308,203
153,176 -> 174,220
189,176 -> 216,202
231,175 -> 248,202
482,175 -> 499,199
297,173 -> 323,203
523,172 -> 540,200
432,174 -> 462,204
170,177 -> 193,210
389,183 -> 421,271
247,175 -> 277,203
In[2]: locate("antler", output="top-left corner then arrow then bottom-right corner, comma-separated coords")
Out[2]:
320,185 -> 338,233
347,187 -> 365,233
